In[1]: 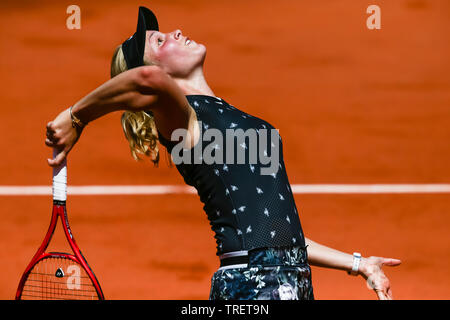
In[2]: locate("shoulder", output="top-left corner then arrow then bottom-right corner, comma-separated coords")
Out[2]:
130,66 -> 189,111
133,66 -> 179,94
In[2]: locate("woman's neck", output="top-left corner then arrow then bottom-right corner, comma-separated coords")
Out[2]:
173,68 -> 215,97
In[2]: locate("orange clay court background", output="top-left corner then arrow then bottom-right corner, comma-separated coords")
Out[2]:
0,0 -> 449,300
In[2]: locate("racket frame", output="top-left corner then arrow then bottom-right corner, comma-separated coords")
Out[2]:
15,199 -> 105,300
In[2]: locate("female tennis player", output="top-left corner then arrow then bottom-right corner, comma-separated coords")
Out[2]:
45,7 -> 401,300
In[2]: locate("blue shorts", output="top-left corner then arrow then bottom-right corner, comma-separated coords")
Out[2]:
209,246 -> 314,300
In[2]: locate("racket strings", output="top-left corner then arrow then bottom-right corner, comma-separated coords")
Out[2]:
21,256 -> 100,300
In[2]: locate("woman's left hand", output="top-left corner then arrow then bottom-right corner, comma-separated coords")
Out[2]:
358,256 -> 402,300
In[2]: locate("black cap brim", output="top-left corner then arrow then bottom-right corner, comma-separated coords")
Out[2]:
122,7 -> 159,69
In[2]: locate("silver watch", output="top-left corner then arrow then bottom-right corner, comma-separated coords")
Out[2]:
348,252 -> 362,276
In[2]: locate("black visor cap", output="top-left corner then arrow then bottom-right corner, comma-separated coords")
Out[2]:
122,7 -> 159,69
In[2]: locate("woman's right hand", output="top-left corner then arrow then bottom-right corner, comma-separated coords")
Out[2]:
45,107 -> 83,167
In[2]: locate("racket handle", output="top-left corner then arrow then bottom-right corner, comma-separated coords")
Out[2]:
52,149 -> 67,201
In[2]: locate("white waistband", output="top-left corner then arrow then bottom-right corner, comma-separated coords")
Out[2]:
219,250 -> 248,260
218,263 -> 248,270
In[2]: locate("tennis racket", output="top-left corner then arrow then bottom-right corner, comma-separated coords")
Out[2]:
15,150 -> 104,300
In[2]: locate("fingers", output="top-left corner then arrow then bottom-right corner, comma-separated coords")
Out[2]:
46,122 -> 55,135
375,289 -> 392,300
47,149 -> 67,167
45,130 -> 59,148
45,122 -> 56,143
382,258 -> 402,267
45,122 -> 63,148
375,290 -> 387,300
387,287 -> 394,300
45,138 -> 56,147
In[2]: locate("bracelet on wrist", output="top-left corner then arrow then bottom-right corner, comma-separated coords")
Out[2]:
69,106 -> 86,128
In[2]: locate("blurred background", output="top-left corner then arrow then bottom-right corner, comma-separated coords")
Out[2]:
0,0 -> 449,299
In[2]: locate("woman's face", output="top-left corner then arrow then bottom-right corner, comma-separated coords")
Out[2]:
143,29 -> 206,78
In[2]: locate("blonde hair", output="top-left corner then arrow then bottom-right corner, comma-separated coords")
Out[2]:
111,45 -> 160,165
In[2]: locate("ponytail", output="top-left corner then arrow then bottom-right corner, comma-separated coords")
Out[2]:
110,45 -> 160,165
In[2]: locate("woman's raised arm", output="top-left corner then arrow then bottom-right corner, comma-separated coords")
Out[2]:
45,65 -> 192,166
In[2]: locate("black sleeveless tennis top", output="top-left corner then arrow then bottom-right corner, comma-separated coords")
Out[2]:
157,95 -> 306,256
